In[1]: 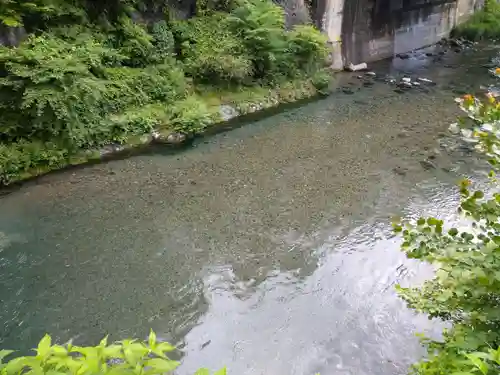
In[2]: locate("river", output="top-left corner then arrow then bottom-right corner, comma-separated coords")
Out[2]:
0,45 -> 497,375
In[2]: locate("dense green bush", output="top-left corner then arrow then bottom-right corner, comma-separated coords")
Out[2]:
0,141 -> 72,185
0,331 -> 226,375
228,0 -> 291,79
173,13 -> 253,84
453,0 -> 500,40
168,95 -> 215,133
287,24 -> 329,73
0,33 -> 122,145
0,31 -> 186,148
0,0 -> 330,184
0,0 -> 84,29
228,0 -> 328,81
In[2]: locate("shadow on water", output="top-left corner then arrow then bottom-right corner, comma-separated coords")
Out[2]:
0,45 -> 499,374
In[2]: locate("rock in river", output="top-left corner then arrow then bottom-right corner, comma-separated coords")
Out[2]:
420,159 -> 437,170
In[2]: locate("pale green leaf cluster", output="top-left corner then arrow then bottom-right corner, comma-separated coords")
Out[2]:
0,331 -> 225,375
394,84 -> 500,374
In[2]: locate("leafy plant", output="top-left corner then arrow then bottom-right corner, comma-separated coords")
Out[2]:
228,0 -> 290,80
0,0 -> 83,29
173,13 -> 253,84
287,24 -> 329,73
393,91 -> 500,373
0,331 -> 227,375
150,20 -> 175,61
169,96 -> 216,134
453,0 -> 500,40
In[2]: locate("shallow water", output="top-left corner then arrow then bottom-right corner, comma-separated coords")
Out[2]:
0,47 -> 497,374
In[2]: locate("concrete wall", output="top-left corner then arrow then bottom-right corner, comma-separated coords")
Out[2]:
318,0 -> 483,69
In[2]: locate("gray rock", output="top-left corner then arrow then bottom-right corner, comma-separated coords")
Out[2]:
166,133 -> 187,144
420,160 -> 437,170
401,77 -> 411,83
397,81 -> 412,89
396,53 -> 410,59
392,166 -> 407,176
365,71 -> 376,77
417,77 -> 433,84
219,104 -> 239,121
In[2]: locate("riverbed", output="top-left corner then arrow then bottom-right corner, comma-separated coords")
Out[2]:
0,46 -> 497,375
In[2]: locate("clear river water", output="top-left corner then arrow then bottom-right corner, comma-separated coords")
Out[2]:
1,45 -> 498,375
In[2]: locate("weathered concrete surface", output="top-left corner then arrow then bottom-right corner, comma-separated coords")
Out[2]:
315,0 -> 483,68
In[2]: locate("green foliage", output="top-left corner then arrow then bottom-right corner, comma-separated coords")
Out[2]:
169,96 -> 216,133
0,0 -> 83,29
287,25 -> 329,73
0,0 -> 329,184
0,30 -> 186,149
228,0 -> 290,79
0,32 -> 124,145
310,68 -> 331,95
0,141 -> 71,185
109,16 -> 156,66
393,92 -> 500,374
0,331 -> 226,375
173,13 -> 253,83
196,0 -> 235,15
227,0 -> 329,81
453,0 -> 500,40
150,20 -> 175,60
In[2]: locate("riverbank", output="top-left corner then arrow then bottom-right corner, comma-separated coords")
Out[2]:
0,76 -> 323,187
0,0 -> 331,187
0,36 -> 488,189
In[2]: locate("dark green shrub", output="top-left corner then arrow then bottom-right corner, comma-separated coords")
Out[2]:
453,0 -> 500,40
0,0 -> 84,29
0,31 -> 187,148
287,24 -> 329,72
0,33 -> 122,145
173,14 -> 253,84
150,20 -> 175,60
0,141 -> 71,185
102,62 -> 186,104
196,0 -> 236,14
109,16 -> 156,66
310,68 -> 331,95
228,0 -> 293,80
169,96 -> 215,133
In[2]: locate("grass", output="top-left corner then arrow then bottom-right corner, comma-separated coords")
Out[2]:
453,0 -> 500,40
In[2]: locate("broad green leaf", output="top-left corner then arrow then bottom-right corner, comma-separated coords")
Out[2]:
99,336 -> 108,347
148,330 -> 156,349
103,344 -> 123,359
5,356 -> 39,374
194,369 -> 210,375
1,17 -> 21,27
466,354 -> 489,375
213,367 -> 227,375
0,350 -> 14,363
36,335 -> 52,358
155,342 -> 176,353
144,358 -> 180,373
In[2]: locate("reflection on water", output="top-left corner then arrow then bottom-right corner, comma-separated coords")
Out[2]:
0,47 -> 497,374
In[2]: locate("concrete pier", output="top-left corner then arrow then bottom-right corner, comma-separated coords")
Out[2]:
313,0 -> 483,69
